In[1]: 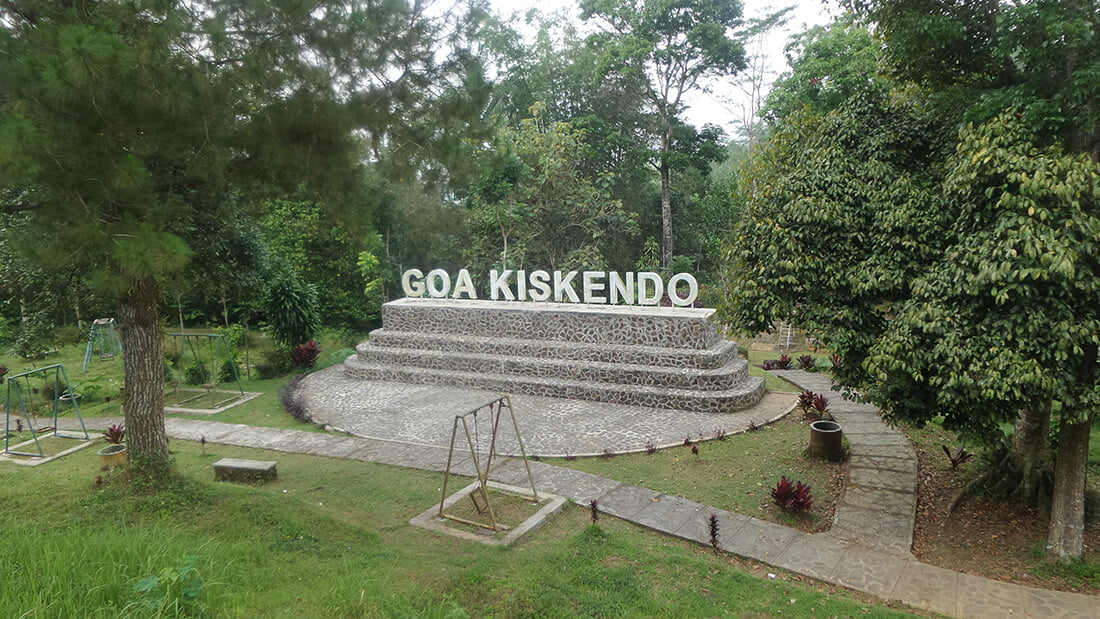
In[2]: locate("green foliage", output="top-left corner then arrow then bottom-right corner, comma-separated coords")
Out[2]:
721,88 -> 955,392
263,271 -> 320,349
864,114 -> 1100,434
580,0 -> 746,266
217,359 -> 240,384
262,199 -> 380,331
183,362 -> 210,387
129,557 -> 208,616
465,106 -> 635,272
255,347 -> 294,380
763,18 -> 884,124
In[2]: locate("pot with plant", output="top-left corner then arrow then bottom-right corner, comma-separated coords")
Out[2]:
97,424 -> 127,470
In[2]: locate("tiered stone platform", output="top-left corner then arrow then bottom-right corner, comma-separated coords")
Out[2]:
343,298 -> 766,413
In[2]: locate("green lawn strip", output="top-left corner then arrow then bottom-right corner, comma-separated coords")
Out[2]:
552,414 -> 843,532
744,349 -> 833,393
0,439 -> 919,617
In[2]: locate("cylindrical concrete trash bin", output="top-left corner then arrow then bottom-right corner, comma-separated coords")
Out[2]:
808,420 -> 845,461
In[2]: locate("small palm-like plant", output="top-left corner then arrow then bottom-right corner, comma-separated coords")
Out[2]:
771,476 -> 814,513
102,424 -> 125,444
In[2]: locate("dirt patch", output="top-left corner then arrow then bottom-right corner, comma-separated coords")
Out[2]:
906,426 -> 1100,595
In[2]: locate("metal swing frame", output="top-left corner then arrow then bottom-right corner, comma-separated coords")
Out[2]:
4,364 -> 90,457
167,333 -> 245,407
438,395 -> 539,532
82,318 -> 123,372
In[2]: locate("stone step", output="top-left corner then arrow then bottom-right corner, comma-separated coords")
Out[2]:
355,342 -> 749,390
366,330 -> 739,370
382,298 -> 720,350
342,357 -> 767,413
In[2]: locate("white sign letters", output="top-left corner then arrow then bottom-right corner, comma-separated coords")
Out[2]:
401,268 -> 699,307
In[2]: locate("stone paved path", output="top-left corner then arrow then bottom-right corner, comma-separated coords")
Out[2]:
299,366 -> 794,457
63,374 -> 1098,618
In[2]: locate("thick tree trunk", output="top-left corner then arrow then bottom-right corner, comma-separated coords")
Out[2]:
1047,418 -> 1090,561
1013,406 -> 1052,504
117,278 -> 171,479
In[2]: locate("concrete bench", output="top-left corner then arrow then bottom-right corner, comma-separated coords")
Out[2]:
213,458 -> 277,483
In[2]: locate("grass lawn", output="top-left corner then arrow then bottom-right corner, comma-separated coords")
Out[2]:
0,340 -> 930,616
0,439 -> 922,617
551,414 -> 846,532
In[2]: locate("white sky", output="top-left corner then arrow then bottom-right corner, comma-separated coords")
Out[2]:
487,0 -> 839,135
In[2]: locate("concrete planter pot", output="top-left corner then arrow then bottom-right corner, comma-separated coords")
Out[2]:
97,443 -> 127,470
808,420 -> 845,461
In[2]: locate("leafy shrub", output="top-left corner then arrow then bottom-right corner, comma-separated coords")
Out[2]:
797,390 -> 816,415
162,359 -> 176,383
279,374 -> 310,423
812,393 -> 830,418
263,270 -> 320,347
183,362 -> 210,386
290,340 -> 321,369
771,476 -> 814,513
761,355 -> 793,370
129,556 -> 207,616
53,325 -> 85,347
330,348 -> 356,365
798,355 -> 816,370
217,358 -> 240,383
256,347 -> 294,379
315,326 -> 356,353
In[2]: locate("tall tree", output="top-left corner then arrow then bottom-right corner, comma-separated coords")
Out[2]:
465,105 -> 634,273
0,0 -> 439,481
728,0 -> 1100,560
580,0 -> 747,267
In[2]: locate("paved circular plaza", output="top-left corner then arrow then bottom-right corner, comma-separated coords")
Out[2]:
299,365 -> 796,457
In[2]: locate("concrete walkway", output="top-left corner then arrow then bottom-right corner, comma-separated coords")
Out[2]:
66,373 -> 1097,618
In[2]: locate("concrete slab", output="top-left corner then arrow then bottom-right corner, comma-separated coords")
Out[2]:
1020,585 -> 1097,619
555,474 -> 624,505
956,571 -> 1026,619
771,532 -> 848,582
847,466 -> 917,493
891,560 -> 958,617
409,481 -> 567,547
597,484 -> 664,520
849,454 -> 917,474
723,517 -> 799,563
839,486 -> 916,517
671,509 -> 751,546
299,368 -> 797,457
629,495 -> 707,535
829,545 -> 908,598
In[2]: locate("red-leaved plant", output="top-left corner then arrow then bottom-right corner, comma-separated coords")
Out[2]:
771,476 -> 814,513
798,355 -> 816,370
290,340 -> 321,368
797,390 -> 816,415
102,424 -> 125,444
